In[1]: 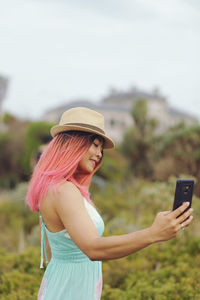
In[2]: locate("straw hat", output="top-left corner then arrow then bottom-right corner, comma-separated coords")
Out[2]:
50,107 -> 115,149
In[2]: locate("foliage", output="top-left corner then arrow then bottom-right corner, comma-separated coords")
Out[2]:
154,124 -> 200,195
120,100 -> 200,188
121,99 -> 158,178
0,177 -> 200,298
1,112 -> 17,124
0,114 -> 29,186
0,114 -> 54,185
98,178 -> 200,299
102,237 -> 200,299
0,183 -> 38,252
96,148 -> 128,184
0,129 -> 25,188
1,110 -> 200,298
1,109 -> 200,190
21,121 -> 53,176
0,247 -> 42,300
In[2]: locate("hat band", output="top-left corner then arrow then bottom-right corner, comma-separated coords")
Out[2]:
65,123 -> 105,135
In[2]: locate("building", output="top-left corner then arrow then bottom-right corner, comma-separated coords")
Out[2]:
44,87 -> 198,143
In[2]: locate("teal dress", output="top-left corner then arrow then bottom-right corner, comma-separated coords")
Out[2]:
38,198 -> 104,300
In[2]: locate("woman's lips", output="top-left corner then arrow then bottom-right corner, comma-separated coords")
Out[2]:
90,159 -> 96,167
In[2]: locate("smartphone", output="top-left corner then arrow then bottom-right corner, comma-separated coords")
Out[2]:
172,179 -> 194,217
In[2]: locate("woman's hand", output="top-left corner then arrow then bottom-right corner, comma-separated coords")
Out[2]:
149,202 -> 193,243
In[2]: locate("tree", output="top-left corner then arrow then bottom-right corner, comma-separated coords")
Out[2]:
154,123 -> 200,194
0,113 -> 28,188
0,75 -> 9,125
21,121 -> 53,176
120,99 -> 158,178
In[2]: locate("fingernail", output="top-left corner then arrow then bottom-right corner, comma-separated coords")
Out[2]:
190,208 -> 193,212
185,202 -> 189,206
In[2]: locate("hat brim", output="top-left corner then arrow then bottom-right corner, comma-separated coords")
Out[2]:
50,125 -> 115,149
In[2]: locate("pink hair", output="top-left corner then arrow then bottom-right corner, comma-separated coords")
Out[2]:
26,132 -> 102,211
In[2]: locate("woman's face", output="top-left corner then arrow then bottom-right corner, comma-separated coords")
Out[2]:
77,137 -> 104,174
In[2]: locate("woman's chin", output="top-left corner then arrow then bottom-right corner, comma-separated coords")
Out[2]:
85,167 -> 94,174
82,163 -> 95,173
77,167 -> 94,175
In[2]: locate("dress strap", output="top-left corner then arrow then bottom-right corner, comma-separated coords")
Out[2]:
39,212 -> 49,269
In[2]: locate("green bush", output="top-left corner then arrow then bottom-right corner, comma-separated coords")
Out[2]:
21,121 -> 53,175
0,248 -> 43,300
0,178 -> 200,298
121,99 -> 158,178
96,148 -> 128,183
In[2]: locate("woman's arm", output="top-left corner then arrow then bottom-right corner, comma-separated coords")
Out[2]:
55,182 -> 193,261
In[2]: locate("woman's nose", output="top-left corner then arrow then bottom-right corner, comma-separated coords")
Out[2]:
96,147 -> 102,159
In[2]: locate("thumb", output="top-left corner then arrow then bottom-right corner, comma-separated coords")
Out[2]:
162,210 -> 171,216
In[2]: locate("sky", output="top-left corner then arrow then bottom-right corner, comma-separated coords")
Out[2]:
0,0 -> 199,120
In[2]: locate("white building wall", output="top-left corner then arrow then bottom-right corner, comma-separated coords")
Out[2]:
43,96 -> 198,143
97,108 -> 133,143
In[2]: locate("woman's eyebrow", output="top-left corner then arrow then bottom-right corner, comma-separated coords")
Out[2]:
94,139 -> 104,151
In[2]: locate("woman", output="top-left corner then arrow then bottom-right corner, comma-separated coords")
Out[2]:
26,107 -> 193,300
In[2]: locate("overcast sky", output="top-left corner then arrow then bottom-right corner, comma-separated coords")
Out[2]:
0,0 -> 199,120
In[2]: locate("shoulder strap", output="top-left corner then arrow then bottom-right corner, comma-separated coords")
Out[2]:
39,212 -> 49,268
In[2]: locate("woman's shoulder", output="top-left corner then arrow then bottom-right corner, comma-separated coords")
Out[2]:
42,181 -> 80,208
56,181 -> 83,207
54,181 -> 86,217
58,180 -> 80,196
40,181 -> 83,220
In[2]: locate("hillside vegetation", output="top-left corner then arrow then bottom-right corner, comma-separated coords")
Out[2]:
1,101 -> 200,299
0,177 -> 200,299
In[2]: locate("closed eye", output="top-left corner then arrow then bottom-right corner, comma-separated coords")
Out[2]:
93,138 -> 104,152
93,142 -> 103,152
